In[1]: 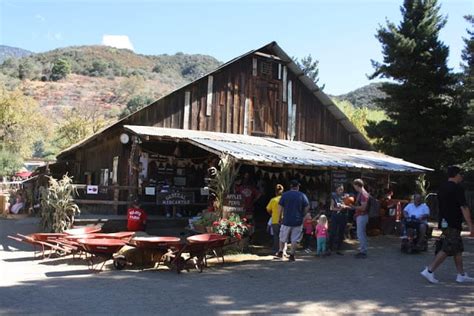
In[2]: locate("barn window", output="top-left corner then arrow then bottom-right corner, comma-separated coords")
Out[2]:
259,60 -> 273,78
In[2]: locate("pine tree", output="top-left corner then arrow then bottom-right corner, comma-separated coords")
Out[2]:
294,55 -> 324,89
367,0 -> 462,170
445,15 -> 474,170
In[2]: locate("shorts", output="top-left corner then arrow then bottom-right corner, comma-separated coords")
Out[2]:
279,224 -> 303,243
437,228 -> 464,256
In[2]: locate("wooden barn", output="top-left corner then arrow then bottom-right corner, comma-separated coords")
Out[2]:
54,42 -> 430,215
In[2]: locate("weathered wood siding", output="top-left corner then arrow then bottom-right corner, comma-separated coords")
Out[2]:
120,54 -> 366,149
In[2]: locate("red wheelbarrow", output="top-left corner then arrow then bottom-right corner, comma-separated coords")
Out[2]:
77,238 -> 126,272
114,236 -> 182,270
172,233 -> 228,273
7,233 -> 77,259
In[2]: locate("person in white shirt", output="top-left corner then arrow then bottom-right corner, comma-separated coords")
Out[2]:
403,194 -> 430,245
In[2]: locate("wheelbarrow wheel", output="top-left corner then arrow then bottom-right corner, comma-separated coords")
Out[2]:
175,256 -> 186,274
113,258 -> 126,270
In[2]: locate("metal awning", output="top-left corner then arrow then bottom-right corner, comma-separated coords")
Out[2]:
124,125 -> 433,174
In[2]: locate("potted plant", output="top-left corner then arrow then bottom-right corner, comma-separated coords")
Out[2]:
209,154 -> 239,218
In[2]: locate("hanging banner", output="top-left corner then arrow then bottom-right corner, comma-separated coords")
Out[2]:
331,171 -> 347,189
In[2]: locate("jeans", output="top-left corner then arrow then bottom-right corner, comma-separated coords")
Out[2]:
317,237 -> 327,255
356,214 -> 368,254
329,212 -> 347,251
303,234 -> 313,249
271,224 -> 281,253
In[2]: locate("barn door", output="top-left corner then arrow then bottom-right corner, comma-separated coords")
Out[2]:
252,78 -> 278,137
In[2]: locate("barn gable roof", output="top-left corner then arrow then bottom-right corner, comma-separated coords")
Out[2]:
58,41 -> 370,158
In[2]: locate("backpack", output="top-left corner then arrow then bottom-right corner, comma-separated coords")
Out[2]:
366,195 -> 380,218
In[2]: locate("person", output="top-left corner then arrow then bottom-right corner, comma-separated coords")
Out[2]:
421,166 -> 474,284
266,184 -> 284,254
329,184 -> 350,255
235,172 -> 261,218
276,179 -> 309,262
352,178 -> 369,259
402,193 -> 430,247
127,200 -> 147,232
315,215 -> 329,256
9,194 -> 25,214
302,211 -> 314,253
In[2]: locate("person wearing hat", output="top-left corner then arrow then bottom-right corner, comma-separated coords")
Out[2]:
421,166 -> 474,284
276,179 -> 309,261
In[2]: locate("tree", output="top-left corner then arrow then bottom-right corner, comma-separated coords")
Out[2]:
119,94 -> 154,118
0,85 -> 48,158
50,58 -> 71,81
445,15 -> 474,170
294,54 -> 324,89
0,149 -> 23,177
367,0 -> 462,171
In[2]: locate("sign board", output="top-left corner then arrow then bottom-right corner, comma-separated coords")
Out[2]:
157,192 -> 195,205
86,185 -> 98,195
222,193 -> 244,214
331,171 -> 347,189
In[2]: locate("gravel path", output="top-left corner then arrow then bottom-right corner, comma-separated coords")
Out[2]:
1,218 -> 473,315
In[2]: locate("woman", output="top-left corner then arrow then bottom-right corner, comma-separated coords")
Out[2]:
329,184 -> 350,255
353,179 -> 369,258
266,184 -> 284,255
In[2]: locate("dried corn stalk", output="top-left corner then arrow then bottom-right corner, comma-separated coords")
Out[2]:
40,174 -> 80,232
209,154 -> 239,217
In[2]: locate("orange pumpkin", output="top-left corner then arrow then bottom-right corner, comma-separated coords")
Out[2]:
343,196 -> 355,206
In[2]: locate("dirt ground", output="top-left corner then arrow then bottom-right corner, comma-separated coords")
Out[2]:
1,218 -> 474,315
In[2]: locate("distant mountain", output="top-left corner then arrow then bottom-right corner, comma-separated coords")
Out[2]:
0,45 -> 33,63
333,82 -> 387,109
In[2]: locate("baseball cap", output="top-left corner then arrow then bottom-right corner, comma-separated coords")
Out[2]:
290,179 -> 300,187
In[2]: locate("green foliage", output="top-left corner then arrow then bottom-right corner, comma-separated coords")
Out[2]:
0,85 -> 48,158
40,175 -> 80,233
445,15 -> 474,171
334,83 -> 387,109
368,0 -> 462,170
294,54 -> 324,89
333,99 -> 387,142
209,154 -> 240,217
50,58 -> 71,81
0,149 -> 23,177
212,213 -> 249,239
120,94 -> 154,118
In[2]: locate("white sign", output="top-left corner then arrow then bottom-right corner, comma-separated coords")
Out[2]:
87,185 -> 99,195
145,187 -> 156,196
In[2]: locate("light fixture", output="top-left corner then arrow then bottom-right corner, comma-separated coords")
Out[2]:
120,133 -> 130,144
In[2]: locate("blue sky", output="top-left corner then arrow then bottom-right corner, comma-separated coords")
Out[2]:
0,0 -> 472,95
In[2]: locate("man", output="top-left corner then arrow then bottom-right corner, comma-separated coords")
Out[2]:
421,166 -> 474,284
402,194 -> 430,247
352,178 -> 369,259
276,179 -> 309,261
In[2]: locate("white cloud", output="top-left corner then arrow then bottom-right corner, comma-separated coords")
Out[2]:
35,14 -> 45,22
101,35 -> 134,51
47,31 -> 63,41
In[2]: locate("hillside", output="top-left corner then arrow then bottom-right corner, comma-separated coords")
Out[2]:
0,45 -> 33,63
334,82 -> 386,109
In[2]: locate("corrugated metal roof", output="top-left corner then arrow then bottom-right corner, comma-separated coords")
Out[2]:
124,125 -> 432,173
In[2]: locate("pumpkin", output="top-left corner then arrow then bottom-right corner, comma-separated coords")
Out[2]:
343,196 -> 355,206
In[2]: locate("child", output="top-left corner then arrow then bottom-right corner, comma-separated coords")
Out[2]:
127,200 -> 147,232
302,212 -> 314,253
315,215 -> 329,256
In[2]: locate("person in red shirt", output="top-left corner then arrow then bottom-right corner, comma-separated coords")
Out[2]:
127,200 -> 147,232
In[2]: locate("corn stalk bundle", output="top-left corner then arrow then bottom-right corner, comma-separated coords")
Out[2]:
209,154 -> 239,217
40,174 -> 80,232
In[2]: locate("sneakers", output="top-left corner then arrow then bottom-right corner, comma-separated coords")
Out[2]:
274,251 -> 283,258
176,212 -> 183,218
456,273 -> 474,283
354,252 -> 367,259
288,254 -> 295,261
304,248 -> 312,254
420,267 -> 439,284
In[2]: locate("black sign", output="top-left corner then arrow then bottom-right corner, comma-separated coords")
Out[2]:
331,171 -> 347,189
157,192 -> 195,205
